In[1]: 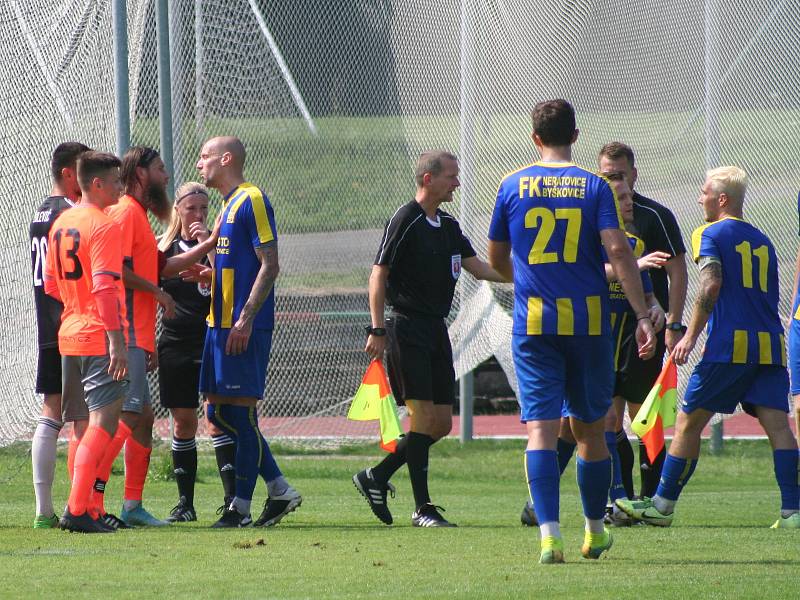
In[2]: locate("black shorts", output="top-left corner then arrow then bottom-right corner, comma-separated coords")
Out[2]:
36,346 -> 62,395
385,313 -> 455,406
158,340 -> 203,409
614,324 -> 666,403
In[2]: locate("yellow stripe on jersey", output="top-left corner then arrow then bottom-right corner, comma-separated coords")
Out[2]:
241,183 -> 275,244
691,217 -> 747,262
626,232 -> 645,258
221,267 -> 235,328
780,334 -> 787,367
556,298 -> 574,335
225,190 -> 249,224
758,332 -> 773,365
586,295 -> 601,335
613,313 -> 628,371
691,221 -> 715,262
207,267 -> 217,327
732,330 -> 748,363
794,304 -> 800,320
527,297 -> 543,335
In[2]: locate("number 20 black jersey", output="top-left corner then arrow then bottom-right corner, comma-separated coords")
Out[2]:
30,195 -> 73,349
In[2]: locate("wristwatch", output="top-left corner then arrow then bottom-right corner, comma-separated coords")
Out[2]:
665,322 -> 687,333
365,326 -> 386,337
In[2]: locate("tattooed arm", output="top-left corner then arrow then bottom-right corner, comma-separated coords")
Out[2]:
671,257 -> 722,365
225,242 -> 279,356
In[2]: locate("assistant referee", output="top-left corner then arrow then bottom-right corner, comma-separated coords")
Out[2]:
353,151 -> 507,527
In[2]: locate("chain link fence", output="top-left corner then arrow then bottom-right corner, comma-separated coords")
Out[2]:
2,0 -> 798,446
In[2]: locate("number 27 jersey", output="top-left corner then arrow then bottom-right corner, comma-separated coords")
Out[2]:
489,162 -> 623,336
45,204 -> 127,356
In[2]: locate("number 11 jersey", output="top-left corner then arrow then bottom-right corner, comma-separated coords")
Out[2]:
691,217 -> 784,365
489,161 -> 623,336
45,204 -> 127,356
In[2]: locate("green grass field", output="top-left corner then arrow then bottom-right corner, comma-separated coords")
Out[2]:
1,439 -> 796,599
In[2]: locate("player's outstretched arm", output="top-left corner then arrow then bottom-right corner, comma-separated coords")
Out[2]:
226,242 -> 279,356
365,265 -> 389,360
672,258 -> 721,366
462,256 -> 510,283
160,221 -> 220,278
638,251 -> 670,272
487,240 -> 513,282
601,228 -> 656,359
122,266 -> 176,319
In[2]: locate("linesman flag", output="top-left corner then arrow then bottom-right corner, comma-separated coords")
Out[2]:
347,360 -> 403,452
631,356 -> 678,463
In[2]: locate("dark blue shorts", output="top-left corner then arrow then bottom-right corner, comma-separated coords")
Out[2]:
788,298 -> 800,394
683,361 -> 790,416
513,334 -> 614,423
199,327 -> 272,399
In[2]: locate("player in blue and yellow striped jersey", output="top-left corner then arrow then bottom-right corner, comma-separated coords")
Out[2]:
195,136 -> 301,528
488,99 -> 656,563
617,166 -> 800,529
788,191 -> 800,441
520,177 -> 665,529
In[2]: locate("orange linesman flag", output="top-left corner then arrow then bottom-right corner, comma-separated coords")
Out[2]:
631,356 -> 678,463
347,360 -> 403,452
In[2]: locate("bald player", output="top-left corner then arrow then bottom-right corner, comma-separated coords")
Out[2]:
196,136 -> 302,528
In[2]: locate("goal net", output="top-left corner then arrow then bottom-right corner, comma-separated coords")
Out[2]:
2,0 -> 798,447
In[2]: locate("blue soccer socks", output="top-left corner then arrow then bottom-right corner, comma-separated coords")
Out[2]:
773,449 -> 800,513
525,450 -> 560,527
577,456 -> 612,521
654,454 -> 698,514
605,432 -> 626,502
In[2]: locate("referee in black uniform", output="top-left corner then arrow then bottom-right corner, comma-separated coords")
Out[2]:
352,151 -> 507,527
598,142 -> 688,498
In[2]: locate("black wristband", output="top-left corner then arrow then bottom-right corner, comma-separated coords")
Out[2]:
365,326 -> 386,337
666,322 -> 688,333
636,315 -> 650,322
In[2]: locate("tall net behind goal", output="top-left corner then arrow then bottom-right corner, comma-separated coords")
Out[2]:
2,0 -> 799,447
0,0 -> 116,446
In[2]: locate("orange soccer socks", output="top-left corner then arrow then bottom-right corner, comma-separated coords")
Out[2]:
88,420 -> 132,518
67,426 -> 112,517
123,436 -> 152,503
67,430 -> 81,481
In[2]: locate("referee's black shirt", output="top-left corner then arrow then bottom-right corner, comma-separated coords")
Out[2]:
375,200 -> 476,319
632,191 -> 686,312
159,237 -> 211,346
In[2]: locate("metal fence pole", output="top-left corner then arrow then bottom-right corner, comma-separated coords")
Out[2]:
156,0 -> 174,198
457,0 -> 476,444
705,0 -> 723,453
459,372 -> 474,443
112,0 -> 130,156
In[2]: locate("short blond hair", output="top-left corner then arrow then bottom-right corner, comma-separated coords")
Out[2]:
706,166 -> 747,205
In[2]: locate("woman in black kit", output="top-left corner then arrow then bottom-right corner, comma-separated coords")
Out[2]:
158,182 -> 236,522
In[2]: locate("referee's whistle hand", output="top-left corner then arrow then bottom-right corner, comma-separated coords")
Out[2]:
365,335 -> 385,361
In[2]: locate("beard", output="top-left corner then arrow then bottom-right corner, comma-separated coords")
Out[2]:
146,180 -> 172,222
